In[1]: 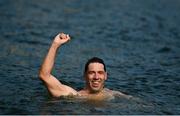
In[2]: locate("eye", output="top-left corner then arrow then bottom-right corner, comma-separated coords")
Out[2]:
98,71 -> 104,75
88,71 -> 94,74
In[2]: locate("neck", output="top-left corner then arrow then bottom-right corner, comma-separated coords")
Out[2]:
84,87 -> 104,95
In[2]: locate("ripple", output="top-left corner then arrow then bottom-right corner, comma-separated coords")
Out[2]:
16,39 -> 48,46
157,46 -> 172,53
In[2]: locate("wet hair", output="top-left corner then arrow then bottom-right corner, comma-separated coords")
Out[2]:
84,57 -> 106,74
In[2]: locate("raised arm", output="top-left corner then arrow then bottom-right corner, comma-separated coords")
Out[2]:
39,33 -> 78,97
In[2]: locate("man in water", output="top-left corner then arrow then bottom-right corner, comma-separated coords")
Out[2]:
39,33 -> 131,100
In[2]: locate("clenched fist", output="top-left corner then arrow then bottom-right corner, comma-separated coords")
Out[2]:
53,33 -> 71,46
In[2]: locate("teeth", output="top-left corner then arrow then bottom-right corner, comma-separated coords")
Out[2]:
93,82 -> 99,84
92,81 -> 100,84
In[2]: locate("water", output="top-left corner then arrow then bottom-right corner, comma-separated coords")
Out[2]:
0,0 -> 180,114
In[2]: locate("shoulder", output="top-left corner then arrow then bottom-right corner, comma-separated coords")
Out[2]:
103,88 -> 115,93
77,89 -> 89,96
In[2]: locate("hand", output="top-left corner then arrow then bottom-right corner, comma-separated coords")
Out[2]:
53,33 -> 71,46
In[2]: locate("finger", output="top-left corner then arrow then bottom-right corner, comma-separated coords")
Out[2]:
59,33 -> 66,39
67,34 -> 70,40
58,33 -> 63,39
62,33 -> 66,39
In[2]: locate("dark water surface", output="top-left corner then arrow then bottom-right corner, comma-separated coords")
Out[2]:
0,0 -> 180,115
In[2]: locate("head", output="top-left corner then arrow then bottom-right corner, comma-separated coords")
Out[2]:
84,57 -> 107,93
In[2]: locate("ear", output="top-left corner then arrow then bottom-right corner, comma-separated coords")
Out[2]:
105,72 -> 107,80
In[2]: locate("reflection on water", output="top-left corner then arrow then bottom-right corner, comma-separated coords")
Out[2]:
0,0 -> 180,115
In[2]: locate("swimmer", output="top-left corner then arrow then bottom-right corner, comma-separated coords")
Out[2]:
39,33 -> 132,101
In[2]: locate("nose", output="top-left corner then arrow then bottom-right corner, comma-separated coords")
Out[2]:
93,73 -> 99,80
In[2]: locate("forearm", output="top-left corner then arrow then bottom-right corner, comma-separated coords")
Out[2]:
39,42 -> 61,78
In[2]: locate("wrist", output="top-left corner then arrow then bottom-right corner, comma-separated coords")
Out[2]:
51,42 -> 62,49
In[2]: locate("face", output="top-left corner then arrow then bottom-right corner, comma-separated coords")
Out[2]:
85,63 -> 107,93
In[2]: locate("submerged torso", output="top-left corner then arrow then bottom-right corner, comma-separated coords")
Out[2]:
58,88 -> 132,102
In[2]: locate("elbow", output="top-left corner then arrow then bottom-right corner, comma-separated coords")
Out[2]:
39,70 -> 49,81
39,70 -> 44,80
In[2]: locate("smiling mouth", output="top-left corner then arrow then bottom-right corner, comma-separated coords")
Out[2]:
91,81 -> 100,87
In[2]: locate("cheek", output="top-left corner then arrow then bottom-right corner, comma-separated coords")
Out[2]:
86,75 -> 93,81
100,74 -> 107,80
102,77 -> 106,81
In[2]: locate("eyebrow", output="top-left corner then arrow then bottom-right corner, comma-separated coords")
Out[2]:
88,70 -> 105,73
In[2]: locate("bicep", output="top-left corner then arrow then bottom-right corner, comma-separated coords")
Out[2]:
41,75 -> 77,97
